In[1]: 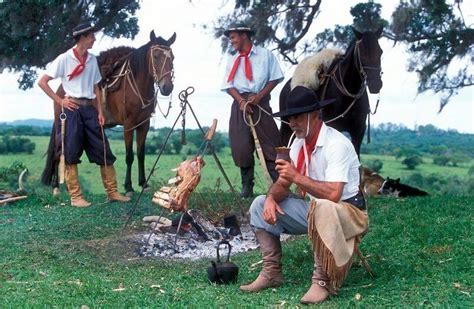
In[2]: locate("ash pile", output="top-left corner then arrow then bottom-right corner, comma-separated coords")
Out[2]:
137,210 -> 289,260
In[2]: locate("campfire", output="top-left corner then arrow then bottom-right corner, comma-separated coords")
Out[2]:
133,119 -> 291,260
138,210 -> 271,260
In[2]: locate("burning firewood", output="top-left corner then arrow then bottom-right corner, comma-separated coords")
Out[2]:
152,156 -> 205,212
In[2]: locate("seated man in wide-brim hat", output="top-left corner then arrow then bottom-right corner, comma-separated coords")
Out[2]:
240,86 -> 368,305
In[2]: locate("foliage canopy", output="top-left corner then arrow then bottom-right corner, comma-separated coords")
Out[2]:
213,0 -> 472,109
0,0 -> 140,89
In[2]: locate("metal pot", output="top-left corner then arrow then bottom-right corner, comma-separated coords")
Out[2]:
207,240 -> 239,284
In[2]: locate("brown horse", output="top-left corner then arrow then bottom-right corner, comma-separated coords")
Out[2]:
41,31 -> 176,195
279,27 -> 383,155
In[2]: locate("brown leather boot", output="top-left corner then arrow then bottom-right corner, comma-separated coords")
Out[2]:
300,253 -> 333,304
240,229 -> 284,292
65,164 -> 91,208
100,165 -> 131,202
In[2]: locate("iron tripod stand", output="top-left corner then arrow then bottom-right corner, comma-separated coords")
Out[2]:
122,86 -> 246,253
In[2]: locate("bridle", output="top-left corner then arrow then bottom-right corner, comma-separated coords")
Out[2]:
354,40 -> 382,80
149,45 -> 174,85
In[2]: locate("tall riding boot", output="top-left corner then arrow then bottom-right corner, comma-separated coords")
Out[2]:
300,253 -> 334,304
240,229 -> 284,292
65,164 -> 91,208
100,165 -> 131,202
240,167 -> 254,198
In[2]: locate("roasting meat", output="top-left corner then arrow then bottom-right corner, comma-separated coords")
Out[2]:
152,156 -> 205,211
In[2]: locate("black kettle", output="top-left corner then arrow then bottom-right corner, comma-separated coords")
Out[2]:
207,240 -> 239,284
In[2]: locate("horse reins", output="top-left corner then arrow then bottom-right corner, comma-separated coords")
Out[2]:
102,44 -> 174,133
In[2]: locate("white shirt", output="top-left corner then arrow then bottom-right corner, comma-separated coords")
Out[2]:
221,45 -> 284,94
289,123 -> 360,200
46,47 -> 102,99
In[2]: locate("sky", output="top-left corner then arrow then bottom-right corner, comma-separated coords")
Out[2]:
0,0 -> 473,134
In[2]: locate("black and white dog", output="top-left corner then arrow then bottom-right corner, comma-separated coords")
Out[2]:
379,178 -> 428,197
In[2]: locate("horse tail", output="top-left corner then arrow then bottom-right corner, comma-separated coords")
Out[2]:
41,85 -> 64,188
41,123 -> 59,187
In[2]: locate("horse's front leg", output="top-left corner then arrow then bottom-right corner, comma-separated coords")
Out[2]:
136,120 -> 150,190
124,129 -> 135,195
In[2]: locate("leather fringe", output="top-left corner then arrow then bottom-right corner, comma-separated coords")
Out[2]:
308,200 -> 355,292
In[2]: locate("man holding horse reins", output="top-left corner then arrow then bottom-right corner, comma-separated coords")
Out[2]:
240,86 -> 368,304
221,23 -> 284,198
38,22 -> 130,207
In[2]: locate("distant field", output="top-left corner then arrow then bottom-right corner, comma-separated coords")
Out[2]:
360,154 -> 473,179
0,136 -> 472,196
0,136 -> 248,195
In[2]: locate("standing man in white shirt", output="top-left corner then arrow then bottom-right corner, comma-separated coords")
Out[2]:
221,23 -> 284,198
240,86 -> 368,305
38,22 -> 130,207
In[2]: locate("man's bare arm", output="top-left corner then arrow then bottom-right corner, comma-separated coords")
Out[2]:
37,75 -> 78,111
247,80 -> 279,106
226,87 -> 252,113
266,180 -> 291,204
262,179 -> 291,225
295,175 -> 344,202
94,85 -> 105,126
276,159 -> 344,202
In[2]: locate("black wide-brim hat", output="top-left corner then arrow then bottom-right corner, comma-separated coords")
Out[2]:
224,23 -> 255,37
72,22 -> 96,38
273,86 -> 336,118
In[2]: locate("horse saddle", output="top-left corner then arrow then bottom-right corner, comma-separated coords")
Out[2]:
98,46 -> 133,92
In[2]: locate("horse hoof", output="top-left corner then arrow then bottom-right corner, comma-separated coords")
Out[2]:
142,186 -> 151,192
125,191 -> 134,197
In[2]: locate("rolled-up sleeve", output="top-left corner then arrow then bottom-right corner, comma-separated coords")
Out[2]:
46,54 -> 65,79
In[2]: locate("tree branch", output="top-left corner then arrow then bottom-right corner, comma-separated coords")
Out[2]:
275,0 -> 321,52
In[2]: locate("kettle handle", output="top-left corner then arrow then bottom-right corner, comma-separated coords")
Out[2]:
216,240 -> 232,262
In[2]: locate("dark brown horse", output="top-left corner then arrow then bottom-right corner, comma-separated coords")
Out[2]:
41,31 -> 176,195
279,27 -> 383,155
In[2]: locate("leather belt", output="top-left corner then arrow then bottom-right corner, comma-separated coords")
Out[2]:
343,191 -> 366,210
70,97 -> 93,106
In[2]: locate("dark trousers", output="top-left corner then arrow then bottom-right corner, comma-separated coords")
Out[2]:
229,94 -> 280,173
56,105 -> 116,165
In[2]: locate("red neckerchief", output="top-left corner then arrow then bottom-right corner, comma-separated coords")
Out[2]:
67,48 -> 88,81
296,121 -> 323,176
295,121 -> 323,197
227,44 -> 253,82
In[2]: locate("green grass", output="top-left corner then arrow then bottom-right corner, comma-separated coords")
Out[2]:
1,193 -> 472,307
0,136 -> 473,306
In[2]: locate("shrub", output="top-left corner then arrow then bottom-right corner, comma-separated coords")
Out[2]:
0,135 -> 36,154
0,161 -> 27,188
433,155 -> 450,166
402,155 -> 423,170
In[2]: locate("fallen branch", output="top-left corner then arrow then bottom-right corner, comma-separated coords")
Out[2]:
0,195 -> 28,205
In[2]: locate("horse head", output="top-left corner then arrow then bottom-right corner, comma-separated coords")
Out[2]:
353,26 -> 383,94
148,30 -> 176,96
